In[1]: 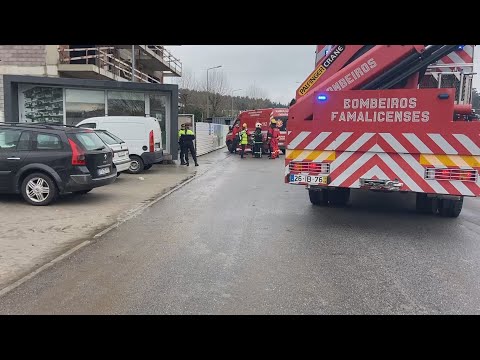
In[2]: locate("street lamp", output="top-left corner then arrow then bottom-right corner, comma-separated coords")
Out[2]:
206,65 -> 222,120
231,88 -> 242,118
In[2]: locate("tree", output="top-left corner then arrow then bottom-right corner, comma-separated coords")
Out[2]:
201,71 -> 229,118
175,68 -> 198,114
247,83 -> 268,109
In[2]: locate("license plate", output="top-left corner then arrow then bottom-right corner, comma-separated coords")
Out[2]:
98,167 -> 111,176
289,174 -> 327,184
117,151 -> 127,157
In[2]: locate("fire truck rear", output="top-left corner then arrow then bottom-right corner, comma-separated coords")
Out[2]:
285,45 -> 480,217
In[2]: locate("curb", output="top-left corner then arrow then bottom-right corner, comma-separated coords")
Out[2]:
0,153 -> 230,298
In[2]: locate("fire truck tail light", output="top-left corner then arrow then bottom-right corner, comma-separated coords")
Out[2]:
289,161 -> 330,174
425,168 -> 478,182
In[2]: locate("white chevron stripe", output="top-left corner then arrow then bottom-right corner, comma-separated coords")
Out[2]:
330,151 -> 356,173
288,131 -> 310,149
377,152 -> 422,192
450,181 -> 474,196
453,134 -> 480,155
330,144 -> 422,191
285,165 -> 290,177
325,132 -> 354,150
305,132 -> 331,150
330,151 -> 375,186
400,153 -> 448,194
379,133 -> 407,153
464,45 -> 474,57
428,134 -> 458,154
345,132 -> 375,151
446,51 -> 472,66
403,133 -> 433,154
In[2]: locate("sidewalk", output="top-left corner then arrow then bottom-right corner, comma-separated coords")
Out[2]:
0,149 -> 230,290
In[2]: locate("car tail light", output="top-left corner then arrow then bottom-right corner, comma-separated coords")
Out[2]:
68,138 -> 86,166
425,168 -> 477,182
149,130 -> 154,152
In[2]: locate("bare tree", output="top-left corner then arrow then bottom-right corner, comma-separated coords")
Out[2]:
246,83 -> 268,109
201,71 -> 229,118
174,68 -> 199,113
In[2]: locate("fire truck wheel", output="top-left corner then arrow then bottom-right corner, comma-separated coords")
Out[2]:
309,189 -> 328,206
439,197 -> 463,218
281,149 -> 286,155
416,193 -> 435,214
329,188 -> 350,206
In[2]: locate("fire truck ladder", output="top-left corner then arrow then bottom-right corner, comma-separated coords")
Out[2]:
360,45 -> 460,90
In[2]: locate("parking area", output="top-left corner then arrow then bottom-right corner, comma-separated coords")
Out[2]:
0,149 -> 228,289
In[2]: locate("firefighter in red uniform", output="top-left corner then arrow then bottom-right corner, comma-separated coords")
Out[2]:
267,119 -> 280,159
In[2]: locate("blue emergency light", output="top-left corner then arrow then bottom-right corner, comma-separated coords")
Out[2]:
317,95 -> 328,101
457,45 -> 465,50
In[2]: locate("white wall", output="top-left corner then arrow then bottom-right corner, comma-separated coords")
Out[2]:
195,122 -> 229,156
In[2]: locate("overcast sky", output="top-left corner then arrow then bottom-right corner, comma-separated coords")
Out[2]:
165,45 -> 480,104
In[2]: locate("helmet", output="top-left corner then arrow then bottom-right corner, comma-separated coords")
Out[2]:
243,123 -> 247,128
255,122 -> 262,128
180,123 -> 185,128
270,119 -> 277,124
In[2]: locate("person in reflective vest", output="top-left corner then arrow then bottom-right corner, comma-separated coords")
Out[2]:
253,122 -> 263,158
239,123 -> 249,159
178,123 -> 187,165
179,123 -> 198,166
267,119 -> 280,159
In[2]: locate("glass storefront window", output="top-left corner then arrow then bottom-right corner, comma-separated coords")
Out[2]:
149,94 -> 168,150
107,91 -> 145,116
65,89 -> 106,126
19,86 -> 64,123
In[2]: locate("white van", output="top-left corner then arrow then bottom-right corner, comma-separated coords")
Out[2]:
76,116 -> 163,174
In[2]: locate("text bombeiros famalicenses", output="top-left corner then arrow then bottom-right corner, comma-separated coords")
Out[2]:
330,97 -> 429,123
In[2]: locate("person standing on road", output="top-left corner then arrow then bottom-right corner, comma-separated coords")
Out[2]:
231,122 -> 240,153
239,123 -> 249,159
267,119 -> 280,159
178,123 -> 187,165
180,123 -> 198,166
252,122 -> 263,158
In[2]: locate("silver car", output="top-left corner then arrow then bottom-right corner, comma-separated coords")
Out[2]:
95,130 -> 131,176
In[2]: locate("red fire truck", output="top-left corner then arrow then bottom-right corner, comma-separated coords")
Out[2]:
285,45 -> 479,217
226,108 -> 288,154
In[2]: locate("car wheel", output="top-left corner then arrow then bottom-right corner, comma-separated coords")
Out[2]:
73,189 -> 92,195
127,155 -> 144,174
21,173 -> 58,206
117,172 -> 121,177
144,164 -> 153,170
227,142 -> 234,153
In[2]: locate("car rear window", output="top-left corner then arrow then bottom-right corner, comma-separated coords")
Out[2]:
96,131 -> 119,145
96,130 -> 124,145
69,132 -> 106,151
104,130 -> 124,144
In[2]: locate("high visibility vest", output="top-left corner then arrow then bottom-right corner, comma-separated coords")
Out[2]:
240,129 -> 248,145
179,129 -> 195,142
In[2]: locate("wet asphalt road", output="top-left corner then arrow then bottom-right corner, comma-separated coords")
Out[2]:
1,150 -> 480,314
